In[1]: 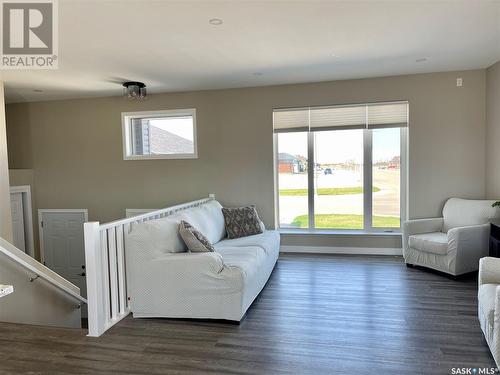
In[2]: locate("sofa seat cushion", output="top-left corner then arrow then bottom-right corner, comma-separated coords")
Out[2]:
408,232 -> 448,255
215,230 -> 280,255
216,246 -> 267,281
478,284 -> 498,341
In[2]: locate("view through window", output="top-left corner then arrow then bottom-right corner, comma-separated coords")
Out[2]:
275,102 -> 407,231
122,109 -> 197,160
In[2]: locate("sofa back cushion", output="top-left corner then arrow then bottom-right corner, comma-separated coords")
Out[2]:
176,200 -> 226,244
126,216 -> 187,260
125,200 -> 226,259
443,198 -> 500,232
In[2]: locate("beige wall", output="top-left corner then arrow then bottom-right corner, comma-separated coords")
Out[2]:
486,61 -> 500,199
0,244 -> 81,329
5,70 -> 487,249
0,81 -> 12,242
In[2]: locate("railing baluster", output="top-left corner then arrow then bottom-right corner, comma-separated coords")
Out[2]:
107,228 -> 119,320
100,230 -> 111,322
116,225 -> 127,314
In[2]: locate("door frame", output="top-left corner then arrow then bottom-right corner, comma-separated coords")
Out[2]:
10,185 -> 35,258
38,209 -> 89,264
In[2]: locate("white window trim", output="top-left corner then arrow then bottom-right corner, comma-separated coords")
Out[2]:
121,109 -> 198,160
273,127 -> 408,234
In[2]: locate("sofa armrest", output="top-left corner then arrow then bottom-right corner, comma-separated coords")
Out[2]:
153,251 -> 225,274
402,218 -> 444,251
479,257 -> 500,286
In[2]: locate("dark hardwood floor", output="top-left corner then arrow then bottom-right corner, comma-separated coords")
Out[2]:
0,254 -> 495,374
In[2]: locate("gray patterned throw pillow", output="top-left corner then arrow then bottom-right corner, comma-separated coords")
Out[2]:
222,206 -> 264,239
179,220 -> 215,252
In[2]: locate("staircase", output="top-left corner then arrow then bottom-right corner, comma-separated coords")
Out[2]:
0,237 -> 86,329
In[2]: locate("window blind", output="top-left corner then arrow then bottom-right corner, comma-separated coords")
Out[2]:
273,101 -> 408,133
310,105 -> 366,131
272,108 -> 309,133
367,103 -> 408,129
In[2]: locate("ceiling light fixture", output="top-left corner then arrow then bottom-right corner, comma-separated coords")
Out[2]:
123,81 -> 147,100
209,18 -> 223,25
416,58 -> 427,63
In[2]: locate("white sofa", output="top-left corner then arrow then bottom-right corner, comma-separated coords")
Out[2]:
125,200 -> 280,321
478,257 -> 500,368
403,198 -> 499,276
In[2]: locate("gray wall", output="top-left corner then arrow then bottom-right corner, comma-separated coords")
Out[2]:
486,61 -> 500,198
5,69 -> 488,251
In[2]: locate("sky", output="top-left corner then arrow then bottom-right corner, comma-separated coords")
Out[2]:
149,117 -> 194,141
278,128 -> 400,164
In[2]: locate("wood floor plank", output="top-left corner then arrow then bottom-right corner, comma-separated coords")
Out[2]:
0,254 -> 495,374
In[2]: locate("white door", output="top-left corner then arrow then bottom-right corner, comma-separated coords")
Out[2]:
40,211 -> 87,315
10,192 -> 26,252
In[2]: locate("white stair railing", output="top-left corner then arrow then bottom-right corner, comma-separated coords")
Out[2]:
84,194 -> 215,337
0,237 -> 86,305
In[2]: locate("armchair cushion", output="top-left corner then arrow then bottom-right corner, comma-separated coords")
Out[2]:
408,232 -> 448,255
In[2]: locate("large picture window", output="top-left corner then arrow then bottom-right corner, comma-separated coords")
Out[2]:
274,101 -> 407,232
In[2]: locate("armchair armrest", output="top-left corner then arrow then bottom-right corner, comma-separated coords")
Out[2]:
402,218 -> 444,251
448,224 -> 490,275
403,218 -> 444,236
479,257 -> 500,286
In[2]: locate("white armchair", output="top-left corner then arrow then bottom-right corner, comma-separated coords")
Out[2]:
478,257 -> 500,368
403,198 -> 499,275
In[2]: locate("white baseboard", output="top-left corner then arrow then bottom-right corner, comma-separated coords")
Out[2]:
280,245 -> 402,256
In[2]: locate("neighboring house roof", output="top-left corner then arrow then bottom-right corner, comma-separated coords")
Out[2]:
279,153 -> 295,162
278,152 -> 306,163
149,125 -> 194,154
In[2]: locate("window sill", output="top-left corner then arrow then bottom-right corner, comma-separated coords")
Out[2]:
123,154 -> 198,160
279,229 -> 402,237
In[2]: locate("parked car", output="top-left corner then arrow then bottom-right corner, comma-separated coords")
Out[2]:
324,168 -> 332,175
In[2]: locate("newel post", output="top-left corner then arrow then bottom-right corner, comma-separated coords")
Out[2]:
84,221 -> 106,337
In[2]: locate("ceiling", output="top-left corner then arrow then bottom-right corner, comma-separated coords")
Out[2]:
2,0 -> 500,103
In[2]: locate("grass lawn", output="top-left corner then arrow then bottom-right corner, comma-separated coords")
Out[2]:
279,186 -> 380,196
291,214 -> 400,229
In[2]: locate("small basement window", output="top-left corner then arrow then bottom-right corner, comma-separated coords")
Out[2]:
122,109 -> 197,160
